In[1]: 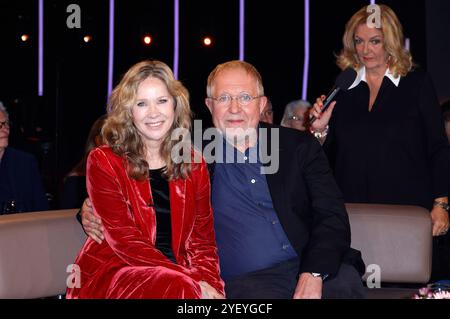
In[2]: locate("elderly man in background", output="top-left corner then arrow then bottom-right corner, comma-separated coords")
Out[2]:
259,98 -> 274,124
0,101 -> 48,214
280,99 -> 312,132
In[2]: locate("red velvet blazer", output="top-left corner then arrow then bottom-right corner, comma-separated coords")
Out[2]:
67,146 -> 224,298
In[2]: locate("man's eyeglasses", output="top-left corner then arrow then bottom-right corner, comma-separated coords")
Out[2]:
288,116 -> 304,122
261,110 -> 273,117
209,93 -> 262,106
0,121 -> 10,129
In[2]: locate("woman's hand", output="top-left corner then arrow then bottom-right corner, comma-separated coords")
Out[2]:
199,281 -> 225,299
310,95 -> 336,133
431,206 -> 449,237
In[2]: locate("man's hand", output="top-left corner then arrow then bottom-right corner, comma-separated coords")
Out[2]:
199,281 -> 225,299
293,272 -> 323,299
81,198 -> 104,244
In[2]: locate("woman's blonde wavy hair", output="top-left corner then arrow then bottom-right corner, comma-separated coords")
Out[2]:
102,60 -> 193,181
336,4 -> 413,77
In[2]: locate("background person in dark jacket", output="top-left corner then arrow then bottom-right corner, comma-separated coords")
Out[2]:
60,114 -> 106,209
0,101 -> 48,213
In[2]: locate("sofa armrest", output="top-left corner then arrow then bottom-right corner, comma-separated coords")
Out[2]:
346,203 -> 432,284
0,210 -> 86,298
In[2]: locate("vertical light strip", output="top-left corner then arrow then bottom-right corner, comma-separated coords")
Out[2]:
38,0 -> 44,96
301,0 -> 310,100
239,0 -> 245,61
405,38 -> 410,51
174,0 -> 179,79
107,0 -> 115,99
370,0 -> 376,4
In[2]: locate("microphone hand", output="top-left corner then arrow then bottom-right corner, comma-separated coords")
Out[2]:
309,95 -> 336,132
308,68 -> 356,131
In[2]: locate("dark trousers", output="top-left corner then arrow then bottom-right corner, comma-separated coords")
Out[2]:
225,258 -> 365,299
431,234 -> 450,282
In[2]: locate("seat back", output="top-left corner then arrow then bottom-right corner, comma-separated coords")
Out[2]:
0,210 -> 86,298
346,203 -> 432,284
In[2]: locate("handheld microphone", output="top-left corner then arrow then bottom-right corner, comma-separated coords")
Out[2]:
309,68 -> 357,124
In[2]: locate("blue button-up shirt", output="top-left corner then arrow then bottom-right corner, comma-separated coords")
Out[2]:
212,139 -> 298,280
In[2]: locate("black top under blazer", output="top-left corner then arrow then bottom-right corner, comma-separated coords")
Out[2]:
324,70 -> 449,210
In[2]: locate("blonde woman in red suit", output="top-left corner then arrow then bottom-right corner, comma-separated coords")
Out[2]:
66,60 -> 224,299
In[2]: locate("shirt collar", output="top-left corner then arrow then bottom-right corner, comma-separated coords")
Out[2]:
219,134 -> 260,164
348,67 -> 401,90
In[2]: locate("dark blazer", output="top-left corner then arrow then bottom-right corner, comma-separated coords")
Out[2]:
0,147 -> 48,213
207,122 -> 364,277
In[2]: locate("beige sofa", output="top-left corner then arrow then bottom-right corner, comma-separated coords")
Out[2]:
347,203 -> 432,299
0,204 -> 432,299
0,209 -> 85,298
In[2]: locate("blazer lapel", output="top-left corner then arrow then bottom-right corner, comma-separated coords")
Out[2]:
259,123 -> 289,222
